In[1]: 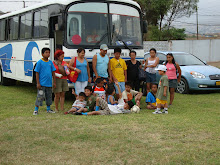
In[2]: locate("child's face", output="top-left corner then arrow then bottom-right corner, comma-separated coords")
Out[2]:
114,52 -> 121,59
97,81 -> 104,87
151,85 -> 157,93
158,70 -> 165,75
85,89 -> 92,97
58,54 -> 64,62
125,85 -> 131,92
42,50 -> 50,59
167,55 -> 173,63
124,103 -> 130,110
78,96 -> 85,102
150,50 -> 156,58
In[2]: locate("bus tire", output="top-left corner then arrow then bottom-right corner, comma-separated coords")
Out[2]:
0,66 -> 16,86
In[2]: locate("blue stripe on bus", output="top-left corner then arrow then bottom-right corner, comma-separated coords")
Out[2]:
64,57 -> 144,60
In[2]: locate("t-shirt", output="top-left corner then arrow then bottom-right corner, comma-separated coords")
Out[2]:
96,53 -> 109,78
76,59 -> 88,82
146,92 -> 156,104
156,75 -> 169,101
110,58 -> 127,82
86,95 -> 96,111
34,59 -> 56,87
122,90 -> 139,101
166,63 -> 177,79
53,61 -> 68,79
72,100 -> 87,108
108,98 -> 126,114
126,60 -> 141,80
93,86 -> 106,100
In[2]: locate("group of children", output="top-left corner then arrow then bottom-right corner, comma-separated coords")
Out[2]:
33,47 -> 170,116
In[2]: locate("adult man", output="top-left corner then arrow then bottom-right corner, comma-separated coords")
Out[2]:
92,44 -> 112,83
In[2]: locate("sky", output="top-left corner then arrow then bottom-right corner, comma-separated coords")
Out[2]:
1,0 -> 220,34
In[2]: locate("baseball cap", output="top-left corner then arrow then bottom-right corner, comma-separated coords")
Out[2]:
100,44 -> 109,50
155,65 -> 167,72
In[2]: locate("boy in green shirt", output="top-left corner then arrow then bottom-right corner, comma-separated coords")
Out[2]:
153,65 -> 169,114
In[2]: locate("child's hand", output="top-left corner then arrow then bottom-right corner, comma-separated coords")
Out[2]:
37,83 -> 41,89
163,92 -> 166,97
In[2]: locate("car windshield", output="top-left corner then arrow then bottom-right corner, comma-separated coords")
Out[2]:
173,54 -> 205,66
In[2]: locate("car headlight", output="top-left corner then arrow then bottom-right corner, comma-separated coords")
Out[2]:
190,71 -> 206,79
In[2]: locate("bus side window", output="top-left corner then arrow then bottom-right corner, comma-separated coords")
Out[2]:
34,8 -> 48,38
0,19 -> 6,41
9,16 -> 19,40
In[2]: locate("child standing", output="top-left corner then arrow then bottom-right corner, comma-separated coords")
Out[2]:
64,92 -> 87,114
153,65 -> 169,114
93,78 -> 106,100
146,84 -> 157,110
111,47 -> 127,99
122,81 -> 142,107
33,48 -> 56,115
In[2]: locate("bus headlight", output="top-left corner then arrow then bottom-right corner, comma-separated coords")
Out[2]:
190,71 -> 206,79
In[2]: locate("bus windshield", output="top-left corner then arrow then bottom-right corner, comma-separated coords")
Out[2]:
66,2 -> 142,47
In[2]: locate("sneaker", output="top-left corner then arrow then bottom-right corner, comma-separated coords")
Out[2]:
33,111 -> 38,115
162,110 -> 168,114
64,111 -> 69,115
47,110 -> 55,113
152,110 -> 162,114
75,112 -> 82,115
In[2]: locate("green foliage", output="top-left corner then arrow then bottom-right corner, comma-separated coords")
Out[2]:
146,25 -> 186,41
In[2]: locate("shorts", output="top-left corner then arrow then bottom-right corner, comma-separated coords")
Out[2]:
169,79 -> 178,88
53,78 -> 69,94
131,98 -> 136,105
147,102 -> 156,106
146,72 -> 156,83
114,82 -> 125,94
35,86 -> 52,106
72,107 -> 80,111
98,97 -> 111,115
156,98 -> 167,105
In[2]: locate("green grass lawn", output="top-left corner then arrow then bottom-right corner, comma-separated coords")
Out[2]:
0,83 -> 219,165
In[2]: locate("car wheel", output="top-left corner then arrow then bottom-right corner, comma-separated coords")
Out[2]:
176,78 -> 189,94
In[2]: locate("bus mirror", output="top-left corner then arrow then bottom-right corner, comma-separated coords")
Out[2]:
58,15 -> 64,31
143,20 -> 148,33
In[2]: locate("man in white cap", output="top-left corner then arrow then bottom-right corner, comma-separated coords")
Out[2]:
153,65 -> 169,114
92,44 -> 112,83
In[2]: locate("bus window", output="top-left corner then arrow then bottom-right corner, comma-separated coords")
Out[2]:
9,16 -> 19,40
20,15 -> 26,39
67,2 -> 108,46
34,8 -> 48,38
25,13 -> 32,38
110,4 -> 142,47
0,20 -> 5,41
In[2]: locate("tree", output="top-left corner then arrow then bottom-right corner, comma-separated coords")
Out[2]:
135,0 -> 199,29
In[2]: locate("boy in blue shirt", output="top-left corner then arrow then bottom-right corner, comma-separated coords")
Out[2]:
33,48 -> 56,115
146,83 -> 157,110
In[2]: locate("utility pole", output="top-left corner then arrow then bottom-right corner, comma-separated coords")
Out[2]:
196,6 -> 199,40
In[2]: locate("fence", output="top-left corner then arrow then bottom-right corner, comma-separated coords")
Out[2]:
144,39 -> 220,62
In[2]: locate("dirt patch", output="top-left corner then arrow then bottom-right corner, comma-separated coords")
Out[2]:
207,61 -> 220,68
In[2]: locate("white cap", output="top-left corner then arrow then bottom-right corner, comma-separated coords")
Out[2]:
155,65 -> 167,72
100,44 -> 109,50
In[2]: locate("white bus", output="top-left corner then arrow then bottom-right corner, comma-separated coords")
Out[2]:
0,0 -> 147,85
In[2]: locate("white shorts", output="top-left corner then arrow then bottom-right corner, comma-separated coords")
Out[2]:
75,81 -> 88,95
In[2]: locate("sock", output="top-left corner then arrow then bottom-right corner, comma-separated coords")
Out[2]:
164,108 -> 168,111
82,112 -> 88,115
95,106 -> 100,111
35,106 -> 39,112
47,106 -> 50,111
156,108 -> 161,111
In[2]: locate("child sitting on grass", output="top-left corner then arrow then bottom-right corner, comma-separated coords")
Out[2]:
153,65 -> 169,114
81,82 -> 133,115
106,86 -> 118,105
64,92 -> 87,114
122,81 -> 142,107
93,78 -> 106,100
146,83 -> 157,110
